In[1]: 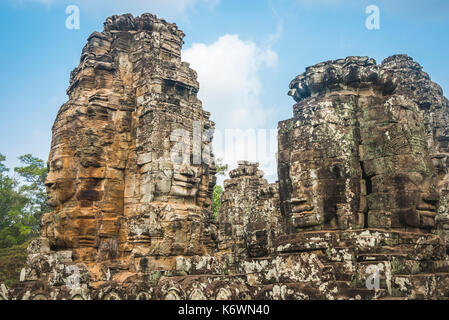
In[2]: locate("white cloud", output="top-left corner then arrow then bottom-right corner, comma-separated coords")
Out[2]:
183,34 -> 279,181
183,34 -> 277,129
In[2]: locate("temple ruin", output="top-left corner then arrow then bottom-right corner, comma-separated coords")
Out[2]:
2,13 -> 449,300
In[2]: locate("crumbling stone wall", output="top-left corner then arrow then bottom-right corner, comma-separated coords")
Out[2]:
218,161 -> 281,261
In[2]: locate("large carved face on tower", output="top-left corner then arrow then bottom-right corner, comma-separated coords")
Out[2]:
170,163 -> 201,199
42,102 -> 111,252
360,94 -> 440,230
45,154 -> 77,207
138,118 -> 214,208
42,14 -> 218,261
280,55 -> 447,233
279,95 -> 362,231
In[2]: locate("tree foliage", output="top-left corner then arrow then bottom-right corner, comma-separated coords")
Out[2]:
212,185 -> 224,220
212,159 -> 228,219
14,154 -> 50,235
0,154 -> 49,248
0,240 -> 30,287
215,159 -> 228,177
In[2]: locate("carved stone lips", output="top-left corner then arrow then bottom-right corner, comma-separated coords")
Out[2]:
288,198 -> 314,214
417,201 -> 438,216
417,206 -> 437,216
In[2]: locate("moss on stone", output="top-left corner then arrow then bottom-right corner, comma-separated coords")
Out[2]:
391,259 -> 406,274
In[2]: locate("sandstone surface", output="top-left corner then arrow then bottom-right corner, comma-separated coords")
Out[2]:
3,14 -> 449,300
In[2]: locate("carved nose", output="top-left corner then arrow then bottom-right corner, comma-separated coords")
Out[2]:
418,193 -> 439,212
45,180 -> 55,189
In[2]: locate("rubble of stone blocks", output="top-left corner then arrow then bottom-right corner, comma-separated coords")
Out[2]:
277,229 -> 449,299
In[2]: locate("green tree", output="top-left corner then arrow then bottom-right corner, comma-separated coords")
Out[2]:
0,154 -> 15,219
14,154 -> 50,235
212,185 -> 224,220
0,154 -> 28,248
212,159 -> 228,219
215,159 -> 228,177
0,154 -> 50,248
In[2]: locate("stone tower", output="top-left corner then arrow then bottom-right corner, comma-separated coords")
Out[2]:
279,55 -> 449,234
40,13 -> 217,284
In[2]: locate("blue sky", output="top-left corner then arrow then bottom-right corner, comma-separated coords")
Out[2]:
1,0 -> 448,182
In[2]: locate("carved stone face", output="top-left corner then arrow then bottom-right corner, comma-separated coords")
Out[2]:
288,153 -> 344,230
389,170 -> 439,229
45,155 -> 77,207
41,15 -> 218,262
279,96 -> 362,231
280,69 -> 443,232
288,158 -> 357,230
147,160 -> 202,204
281,53 -> 449,234
361,95 -> 440,230
170,163 -> 200,199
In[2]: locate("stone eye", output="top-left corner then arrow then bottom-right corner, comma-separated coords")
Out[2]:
408,172 -> 424,186
53,159 -> 63,171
